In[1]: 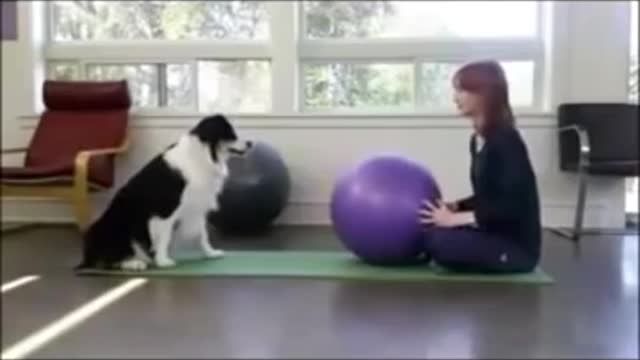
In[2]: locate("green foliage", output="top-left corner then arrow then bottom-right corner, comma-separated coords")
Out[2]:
87,64 -> 159,107
52,1 -> 267,41
50,63 -> 77,81
303,1 -> 458,109
304,1 -> 416,109
51,1 -> 463,110
305,1 -> 394,39
419,63 -> 457,108
630,55 -> 638,102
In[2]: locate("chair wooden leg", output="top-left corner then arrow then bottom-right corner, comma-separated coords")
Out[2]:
72,190 -> 91,232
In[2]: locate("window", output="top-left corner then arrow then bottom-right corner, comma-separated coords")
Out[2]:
629,0 -> 638,103
87,64 -> 160,107
48,62 -> 79,81
197,60 -> 271,113
300,1 -> 545,111
46,1 -> 547,113
303,61 -> 535,111
304,1 -> 538,39
166,64 -> 196,108
303,63 -> 414,110
626,0 -> 638,218
50,1 -> 269,41
47,1 -> 271,112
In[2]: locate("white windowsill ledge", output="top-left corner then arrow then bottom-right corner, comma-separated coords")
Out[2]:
16,110 -> 556,129
18,109 -> 555,120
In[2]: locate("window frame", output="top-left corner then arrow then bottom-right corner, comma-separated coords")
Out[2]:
629,0 -> 638,103
298,1 -> 548,113
299,1 -> 544,42
44,1 -> 549,115
300,59 -> 417,113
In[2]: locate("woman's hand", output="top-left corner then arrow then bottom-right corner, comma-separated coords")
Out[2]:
445,201 -> 459,212
418,199 -> 459,228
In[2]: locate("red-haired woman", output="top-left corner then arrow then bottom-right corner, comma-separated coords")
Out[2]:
419,60 -> 542,273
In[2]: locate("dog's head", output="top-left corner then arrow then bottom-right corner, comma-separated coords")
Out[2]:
190,114 -> 252,163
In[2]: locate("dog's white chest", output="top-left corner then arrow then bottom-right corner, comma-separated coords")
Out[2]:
180,177 -> 225,213
163,135 -> 229,216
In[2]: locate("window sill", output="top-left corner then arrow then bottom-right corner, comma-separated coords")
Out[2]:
19,108 -> 554,120
17,109 -> 556,129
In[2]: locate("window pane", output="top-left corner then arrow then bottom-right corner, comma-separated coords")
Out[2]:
167,64 -> 195,109
630,0 -> 638,102
305,1 -> 537,39
303,63 -> 413,110
51,1 -> 268,41
418,61 -> 535,108
418,63 -> 459,108
87,64 -> 159,107
48,62 -> 79,80
503,61 -> 535,107
197,61 -> 271,113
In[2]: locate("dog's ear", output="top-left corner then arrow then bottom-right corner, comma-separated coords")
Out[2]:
190,114 -> 223,143
190,114 -> 240,163
190,114 -> 237,144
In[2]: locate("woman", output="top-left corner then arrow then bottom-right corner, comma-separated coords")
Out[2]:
418,60 -> 541,273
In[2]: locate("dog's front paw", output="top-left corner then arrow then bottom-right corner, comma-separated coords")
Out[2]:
121,258 -> 148,271
155,257 -> 176,268
204,248 -> 225,259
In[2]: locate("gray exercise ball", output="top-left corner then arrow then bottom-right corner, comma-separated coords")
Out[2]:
209,141 -> 291,233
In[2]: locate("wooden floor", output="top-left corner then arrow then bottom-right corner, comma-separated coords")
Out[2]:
1,225 -> 638,359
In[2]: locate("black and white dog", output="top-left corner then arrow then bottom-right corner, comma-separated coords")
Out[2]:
76,114 -> 250,271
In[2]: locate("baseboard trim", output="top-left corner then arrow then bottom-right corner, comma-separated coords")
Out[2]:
1,222 -> 37,233
18,115 -> 556,130
1,199 -> 619,228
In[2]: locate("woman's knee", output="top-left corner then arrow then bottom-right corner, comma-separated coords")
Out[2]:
423,228 -> 468,262
424,230 -> 538,273
508,256 -> 538,273
422,227 -> 450,255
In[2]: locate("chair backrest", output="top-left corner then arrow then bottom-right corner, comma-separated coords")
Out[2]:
558,103 -> 639,166
26,80 -> 131,186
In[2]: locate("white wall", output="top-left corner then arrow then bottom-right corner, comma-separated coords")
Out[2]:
1,41 -> 21,149
0,1 -> 633,228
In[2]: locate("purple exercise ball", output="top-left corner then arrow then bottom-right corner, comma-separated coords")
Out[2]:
330,155 -> 441,265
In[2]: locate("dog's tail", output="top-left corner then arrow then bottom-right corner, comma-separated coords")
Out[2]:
73,262 -> 92,272
74,252 -> 98,271
74,240 -> 97,272
74,223 -> 102,273
74,214 -> 135,273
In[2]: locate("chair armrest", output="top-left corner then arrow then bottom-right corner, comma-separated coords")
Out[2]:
559,125 -> 591,167
73,138 -> 130,188
1,148 -> 28,154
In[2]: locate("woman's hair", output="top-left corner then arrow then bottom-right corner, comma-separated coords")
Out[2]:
452,60 -> 515,135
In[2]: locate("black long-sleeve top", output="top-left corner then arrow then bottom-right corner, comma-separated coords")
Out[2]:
456,124 -> 542,261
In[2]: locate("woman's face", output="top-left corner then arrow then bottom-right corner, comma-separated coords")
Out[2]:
453,87 -> 483,118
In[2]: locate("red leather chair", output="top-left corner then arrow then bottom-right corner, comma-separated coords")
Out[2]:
1,80 -> 131,231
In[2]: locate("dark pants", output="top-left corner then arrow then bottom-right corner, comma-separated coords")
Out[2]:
424,227 -> 536,273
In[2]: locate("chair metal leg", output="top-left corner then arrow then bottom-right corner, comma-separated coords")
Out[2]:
571,165 -> 589,240
550,167 -> 588,242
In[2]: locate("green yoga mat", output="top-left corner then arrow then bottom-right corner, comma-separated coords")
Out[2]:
77,251 -> 553,284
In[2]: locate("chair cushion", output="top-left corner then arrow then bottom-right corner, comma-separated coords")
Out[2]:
11,81 -> 130,188
24,110 -> 127,187
44,80 -> 131,111
2,163 -> 110,189
25,81 -> 130,186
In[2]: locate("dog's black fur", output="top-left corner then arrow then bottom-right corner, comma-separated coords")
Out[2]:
76,114 -> 241,270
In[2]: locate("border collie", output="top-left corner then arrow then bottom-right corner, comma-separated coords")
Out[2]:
76,114 -> 251,271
